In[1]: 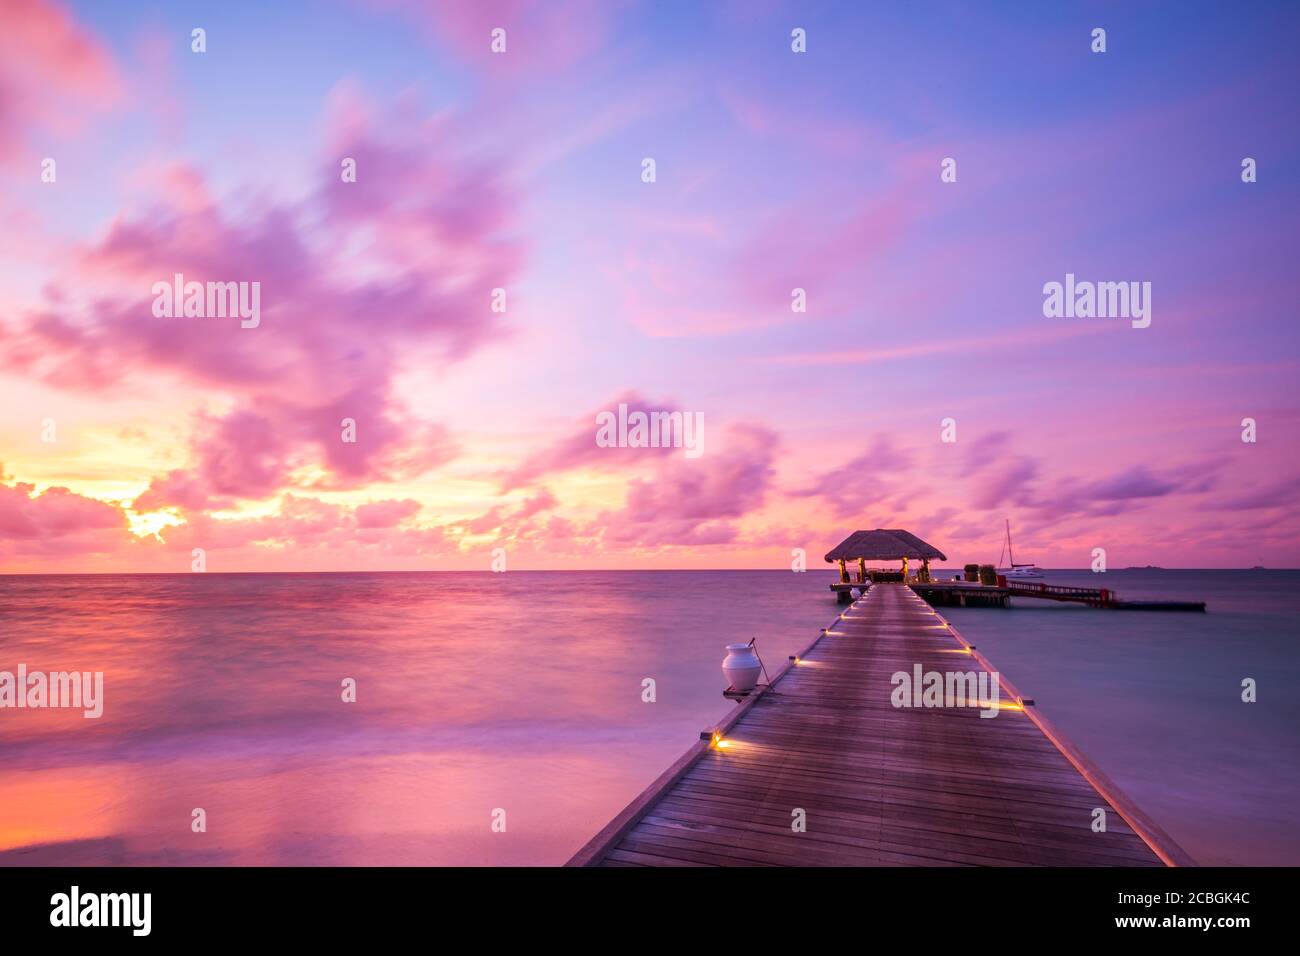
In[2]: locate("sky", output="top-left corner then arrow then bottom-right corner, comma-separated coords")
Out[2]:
1,0 -> 1297,572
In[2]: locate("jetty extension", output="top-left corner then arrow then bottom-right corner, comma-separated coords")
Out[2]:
824,529 -> 1206,611
568,583 -> 1193,867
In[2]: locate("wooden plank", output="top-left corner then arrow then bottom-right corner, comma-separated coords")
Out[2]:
644,797 -> 1163,866
567,583 -> 1192,868
564,600 -> 848,867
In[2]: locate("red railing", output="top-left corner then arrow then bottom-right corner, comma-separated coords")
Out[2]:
1005,581 -> 1115,606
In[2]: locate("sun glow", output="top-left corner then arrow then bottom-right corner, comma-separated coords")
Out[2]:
126,510 -> 183,538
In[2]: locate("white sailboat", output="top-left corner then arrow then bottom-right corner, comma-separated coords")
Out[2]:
998,519 -> 1044,579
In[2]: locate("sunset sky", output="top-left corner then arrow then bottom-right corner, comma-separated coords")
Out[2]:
1,0 -> 1297,572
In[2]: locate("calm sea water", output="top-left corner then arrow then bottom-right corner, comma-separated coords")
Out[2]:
0,569 -> 1295,866
944,569 -> 1300,866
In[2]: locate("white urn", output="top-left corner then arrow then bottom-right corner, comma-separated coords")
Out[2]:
722,642 -> 762,691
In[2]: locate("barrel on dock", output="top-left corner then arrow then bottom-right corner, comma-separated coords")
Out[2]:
910,581 -> 1010,607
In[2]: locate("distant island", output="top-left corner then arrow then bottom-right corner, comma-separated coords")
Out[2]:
1122,565 -> 1166,570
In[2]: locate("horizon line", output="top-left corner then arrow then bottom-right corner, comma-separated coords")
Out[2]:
0,566 -> 1293,577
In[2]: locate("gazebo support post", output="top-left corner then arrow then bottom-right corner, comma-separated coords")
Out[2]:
822,530 -> 949,597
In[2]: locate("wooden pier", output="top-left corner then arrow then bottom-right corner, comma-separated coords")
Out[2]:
1004,580 -> 1206,611
906,581 -> 1010,608
568,583 -> 1193,867
904,580 -> 1206,612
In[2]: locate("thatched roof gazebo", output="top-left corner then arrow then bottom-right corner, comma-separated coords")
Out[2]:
824,529 -> 947,594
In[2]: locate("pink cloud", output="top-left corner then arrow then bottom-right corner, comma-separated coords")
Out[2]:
463,487 -> 557,538
619,197 -> 914,338
498,392 -> 695,491
793,436 -> 915,519
0,0 -> 122,161
5,92 -> 520,505
132,469 -> 228,514
143,495 -> 453,564
0,471 -> 131,558
799,433 -> 1232,544
355,498 -> 421,529
1021,462 -> 1221,526
967,454 -> 1039,511
369,0 -> 618,76
591,424 -> 780,548
1215,474 -> 1300,511
0,470 -> 448,568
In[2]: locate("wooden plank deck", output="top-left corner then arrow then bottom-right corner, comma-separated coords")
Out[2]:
568,583 -> 1193,867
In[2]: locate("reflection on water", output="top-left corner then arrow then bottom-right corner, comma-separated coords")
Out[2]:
1,569 -> 1296,865
0,571 -> 831,865
944,569 -> 1300,866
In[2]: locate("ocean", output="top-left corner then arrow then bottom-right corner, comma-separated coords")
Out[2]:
943,569 -> 1300,866
0,569 -> 1295,866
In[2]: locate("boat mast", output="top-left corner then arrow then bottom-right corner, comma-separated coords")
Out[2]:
1006,518 -> 1014,566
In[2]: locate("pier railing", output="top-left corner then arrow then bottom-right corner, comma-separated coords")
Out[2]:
1004,581 -> 1114,606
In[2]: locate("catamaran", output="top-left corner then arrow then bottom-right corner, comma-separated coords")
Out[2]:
998,519 -> 1044,579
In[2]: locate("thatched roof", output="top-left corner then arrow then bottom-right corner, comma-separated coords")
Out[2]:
824,529 -> 947,562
